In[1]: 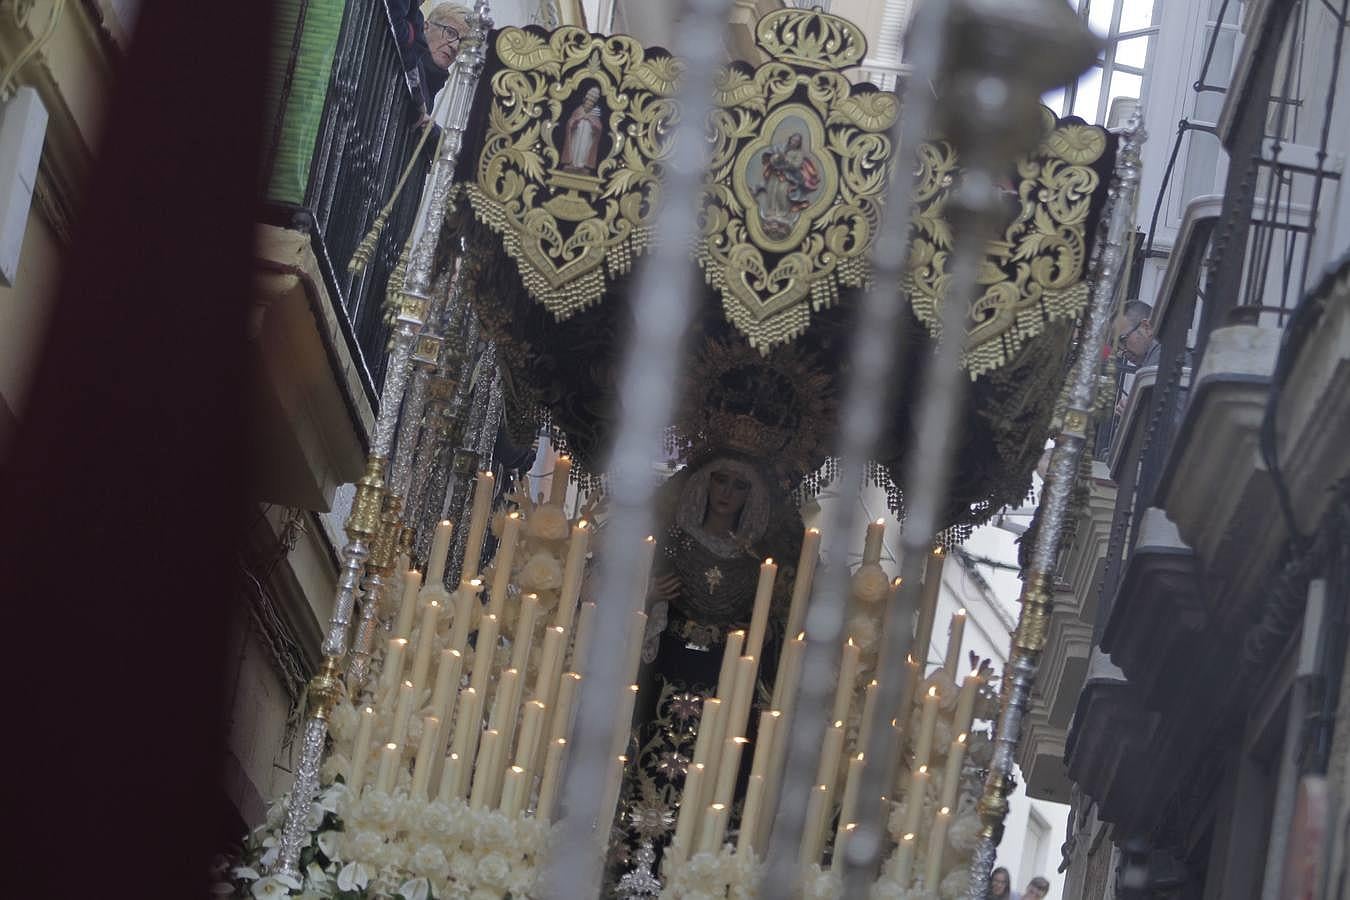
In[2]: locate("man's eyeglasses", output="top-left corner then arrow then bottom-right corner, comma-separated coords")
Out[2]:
1116,319 -> 1144,349
428,21 -> 462,43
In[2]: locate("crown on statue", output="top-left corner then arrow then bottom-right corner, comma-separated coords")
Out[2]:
705,410 -> 796,458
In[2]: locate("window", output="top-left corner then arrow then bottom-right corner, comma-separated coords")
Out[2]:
1042,0 -> 1160,125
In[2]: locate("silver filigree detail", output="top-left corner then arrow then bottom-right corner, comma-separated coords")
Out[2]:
273,715 -> 328,878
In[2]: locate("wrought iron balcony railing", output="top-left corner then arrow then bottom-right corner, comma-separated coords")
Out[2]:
262,0 -> 428,402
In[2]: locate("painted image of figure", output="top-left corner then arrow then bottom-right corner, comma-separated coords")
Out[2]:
752,131 -> 821,239
561,86 -> 604,173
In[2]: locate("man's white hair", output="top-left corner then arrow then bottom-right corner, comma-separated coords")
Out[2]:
426,2 -> 472,25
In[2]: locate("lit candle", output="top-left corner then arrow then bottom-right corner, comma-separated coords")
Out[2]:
611,683 -> 640,760
548,672 -> 582,745
699,802 -> 730,854
749,709 -> 780,781
901,765 -> 929,840
447,578 -> 482,653
533,626 -> 565,705
953,670 -> 980,737
835,822 -> 857,866
347,705 -> 376,795
689,698 -> 723,769
549,455 -> 571,506
468,613 -> 500,698
555,521 -> 591,633
771,633 -> 805,709
462,471 -> 495,582
374,742 -> 401,794
914,685 -> 940,766
633,534 -> 657,598
713,736 -> 749,806
469,729 -> 502,808
738,773 -> 767,854
925,806 -> 952,890
715,631 -> 746,701
799,784 -> 829,866
436,752 -> 462,803
487,512 -> 521,619
425,520 -> 454,586
786,527 -> 821,641
831,638 -> 861,725
745,557 -> 778,663
380,638 -> 409,699
726,656 -> 758,753
536,739 -> 567,821
390,680 -> 417,746
835,753 -> 865,851
943,609 -> 967,677
939,733 -> 969,810
623,610 -> 648,687
430,649 -> 464,727
691,699 -> 725,814
857,679 -> 880,754
410,715 -> 442,798
863,518 -> 885,564
670,762 -> 705,864
487,668 -> 520,734
447,687 -> 482,798
914,547 -> 946,672
892,831 -> 917,887
500,765 -> 529,816
815,720 -> 846,799
509,593 -> 540,674
894,653 -> 922,746
515,698 -> 548,772
569,601 -> 597,674
409,600 -> 442,696
394,570 -> 422,640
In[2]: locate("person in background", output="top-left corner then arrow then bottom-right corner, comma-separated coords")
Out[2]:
1113,299 -> 1161,369
385,1 -> 471,124
989,866 -> 1019,899
1022,875 -> 1051,899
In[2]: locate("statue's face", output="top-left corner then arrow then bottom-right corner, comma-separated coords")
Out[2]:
706,467 -> 752,523
788,133 -> 802,149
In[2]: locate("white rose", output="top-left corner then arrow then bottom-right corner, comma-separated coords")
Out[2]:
347,830 -> 384,863
328,701 -> 360,743
516,552 -> 563,592
409,844 -> 449,879
320,754 -> 350,785
476,852 -> 512,887
526,505 -> 571,542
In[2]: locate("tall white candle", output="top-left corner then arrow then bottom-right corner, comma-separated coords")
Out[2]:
425,520 -> 454,586
749,709 -> 780,781
633,534 -> 657,599
515,698 -> 548,772
548,671 -> 582,745
914,547 -> 946,671
570,601 -> 597,674
487,512 -> 521,619
738,773 -> 767,855
943,609 -> 967,676
374,742 -> 401,794
745,557 -> 778,663
925,806 -> 952,890
831,638 -> 861,725
715,631 -> 746,701
436,752 -> 462,803
409,600 -> 442,695
599,755 -> 627,837
555,521 -> 591,633
610,683 -> 639,760
390,680 -> 417,746
447,687 -> 482,798
534,626 -> 565,704
468,613 -> 500,698
786,528 -> 821,641
410,715 -> 442,798
689,697 -> 723,770
857,679 -> 880,754
430,649 -> 464,726
462,471 -> 495,582
892,831 -> 918,888
953,671 -> 980,736
862,518 -> 885,564
510,593 -> 540,674
500,765 -> 529,816
939,734 -> 969,809
380,638 -> 409,699
535,739 -> 567,822
347,705 -> 376,796
699,802 -> 730,854
836,753 -> 866,849
901,765 -> 929,838
394,570 -> 423,641
815,721 -> 846,797
771,634 -> 805,709
799,784 -> 829,867
670,763 -> 705,864
914,685 -> 940,766
713,736 -> 749,806
548,455 -> 571,506
487,668 -> 520,734
447,578 -> 482,653
469,729 -> 502,809
622,610 -> 648,686
726,655 -> 757,750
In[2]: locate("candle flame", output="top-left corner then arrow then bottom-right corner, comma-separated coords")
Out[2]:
932,546 -> 944,556
764,557 -> 773,565
511,765 -> 525,774
558,455 -> 570,462
870,679 -> 879,687
918,765 -> 928,774
893,577 -> 903,586
363,706 -> 374,714
552,626 -> 565,634
470,578 -> 483,587
557,738 -> 567,746
577,520 -> 589,529
956,608 -> 967,617
711,803 -> 726,811
844,822 -> 857,832
834,720 -> 844,728
770,710 -> 782,718
395,638 -> 409,647
734,736 -> 750,745
927,686 -> 938,698
808,527 -> 820,535
440,519 -> 451,526
450,649 -> 462,658
386,742 -> 398,750
874,518 -> 885,525
847,637 -> 856,646
940,806 -> 950,816
449,752 -> 459,760
568,672 -> 582,682
429,600 -> 440,608
958,733 -> 968,743
903,832 -> 915,842
856,752 -> 865,761
629,684 -> 640,693
645,534 -> 656,543
796,632 -> 807,641
508,511 -> 520,519
404,680 -> 414,688
505,667 -> 517,675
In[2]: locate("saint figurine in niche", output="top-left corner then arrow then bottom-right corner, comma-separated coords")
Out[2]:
561,86 -> 604,173
752,131 -> 821,239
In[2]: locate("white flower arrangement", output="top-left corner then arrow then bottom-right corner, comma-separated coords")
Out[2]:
221,784 -> 552,900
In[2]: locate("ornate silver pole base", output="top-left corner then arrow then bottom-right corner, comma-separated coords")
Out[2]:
965,114 -> 1145,899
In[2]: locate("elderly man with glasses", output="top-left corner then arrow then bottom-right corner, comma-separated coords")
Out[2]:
1110,299 -> 1193,421
387,1 -> 472,124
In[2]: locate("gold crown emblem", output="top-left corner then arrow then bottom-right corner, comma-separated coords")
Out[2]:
755,8 -> 868,72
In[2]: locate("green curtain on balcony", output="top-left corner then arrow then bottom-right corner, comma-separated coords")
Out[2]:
263,0 -> 345,204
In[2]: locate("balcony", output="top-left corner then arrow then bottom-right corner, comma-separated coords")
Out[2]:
251,0 -> 427,510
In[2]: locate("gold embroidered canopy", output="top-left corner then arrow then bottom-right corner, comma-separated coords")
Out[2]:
463,7 -> 1110,377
